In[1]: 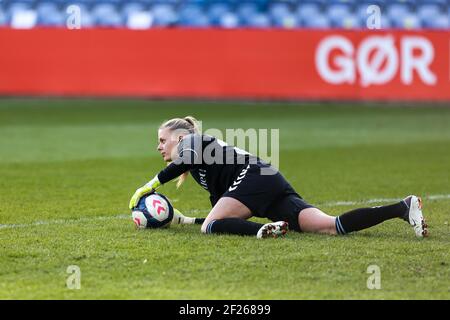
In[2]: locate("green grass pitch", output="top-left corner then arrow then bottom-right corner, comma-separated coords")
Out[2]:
0,98 -> 449,299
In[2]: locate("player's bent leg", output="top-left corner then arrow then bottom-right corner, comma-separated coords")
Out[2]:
201,197 -> 253,234
200,197 -> 287,238
298,208 -> 337,235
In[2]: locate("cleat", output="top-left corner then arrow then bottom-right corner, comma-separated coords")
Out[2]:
257,221 -> 289,239
402,195 -> 429,238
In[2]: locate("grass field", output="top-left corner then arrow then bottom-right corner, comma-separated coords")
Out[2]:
0,98 -> 449,300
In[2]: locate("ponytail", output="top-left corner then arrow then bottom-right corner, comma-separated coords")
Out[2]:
160,116 -> 199,135
183,116 -> 199,134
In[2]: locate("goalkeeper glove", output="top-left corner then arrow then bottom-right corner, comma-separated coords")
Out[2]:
129,175 -> 161,209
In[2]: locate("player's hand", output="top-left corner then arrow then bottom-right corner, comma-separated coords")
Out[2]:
129,176 -> 161,210
129,185 -> 154,209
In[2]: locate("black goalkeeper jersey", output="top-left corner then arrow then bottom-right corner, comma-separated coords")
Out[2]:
157,134 -> 263,206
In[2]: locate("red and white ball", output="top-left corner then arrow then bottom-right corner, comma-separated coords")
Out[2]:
132,193 -> 174,229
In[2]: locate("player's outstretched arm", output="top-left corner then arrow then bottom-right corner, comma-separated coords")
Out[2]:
129,136 -> 198,209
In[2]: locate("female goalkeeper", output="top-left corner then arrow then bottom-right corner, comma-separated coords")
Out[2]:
129,116 -> 428,239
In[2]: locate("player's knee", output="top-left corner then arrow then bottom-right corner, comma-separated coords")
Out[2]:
200,221 -> 209,234
201,219 -> 216,234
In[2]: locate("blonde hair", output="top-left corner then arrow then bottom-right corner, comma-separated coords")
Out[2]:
160,116 -> 199,188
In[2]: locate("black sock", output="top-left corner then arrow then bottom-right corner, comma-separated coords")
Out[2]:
194,218 -> 205,225
336,202 -> 408,235
206,218 -> 264,236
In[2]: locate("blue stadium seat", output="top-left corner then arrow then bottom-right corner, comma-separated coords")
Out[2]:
151,3 -> 177,26
7,0 -> 34,5
218,12 -> 239,28
268,1 -> 298,27
150,0 -> 179,4
185,14 -> 210,27
301,13 -> 330,28
91,3 -> 124,27
96,14 -> 123,27
379,16 -> 392,29
334,15 -> 362,29
386,3 -> 412,23
246,12 -> 271,28
392,13 -> 421,29
421,0 -> 447,6
295,2 -> 321,23
273,13 -> 299,28
356,3 -> 372,24
328,0 -> 356,5
7,1 -> 31,14
91,4 -> 117,18
184,0 -> 208,4
7,2 -> 33,28
326,3 -> 352,27
60,1 -> 91,8
237,2 -> 260,24
58,0 -> 99,6
417,3 -> 442,25
207,2 -> 232,26
36,2 -> 59,16
178,4 -> 210,27
178,4 -> 204,26
10,10 -> 37,29
122,2 -> 146,19
38,11 -> 65,27
178,4 -> 203,23
423,13 -> 449,28
94,0 -> 122,4
268,1 -> 291,21
268,0 -> 297,5
240,0 -> 270,7
36,2 -> 65,27
0,8 -> 7,26
391,0 -> 416,5
284,13 -> 299,28
126,11 -> 153,29
301,0 -> 326,6
354,0 -> 386,4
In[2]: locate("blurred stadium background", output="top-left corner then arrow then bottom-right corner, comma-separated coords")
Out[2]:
1,1 -> 450,300
1,1 -> 450,101
0,0 -> 450,29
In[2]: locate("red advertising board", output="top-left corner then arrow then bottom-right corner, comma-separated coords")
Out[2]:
0,28 -> 449,101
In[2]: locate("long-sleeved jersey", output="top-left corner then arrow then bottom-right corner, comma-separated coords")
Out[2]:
157,134 -> 263,206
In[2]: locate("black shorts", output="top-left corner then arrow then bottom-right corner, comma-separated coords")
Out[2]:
222,163 -> 315,232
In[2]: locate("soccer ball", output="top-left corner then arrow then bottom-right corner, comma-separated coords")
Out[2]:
131,192 -> 174,229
